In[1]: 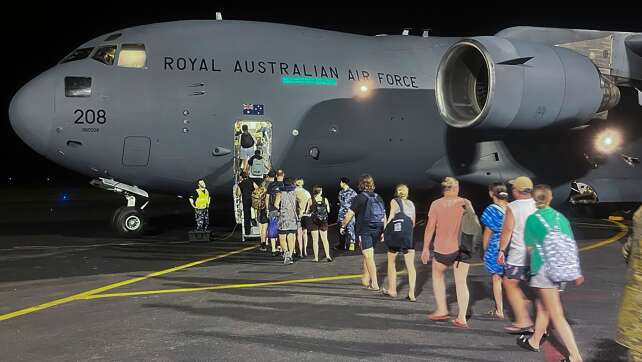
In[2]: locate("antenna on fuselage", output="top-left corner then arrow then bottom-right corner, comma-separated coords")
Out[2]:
216,12 -> 223,21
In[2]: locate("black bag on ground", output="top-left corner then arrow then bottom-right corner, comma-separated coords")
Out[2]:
384,198 -> 414,249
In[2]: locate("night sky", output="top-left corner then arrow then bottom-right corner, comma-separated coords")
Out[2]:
2,4 -> 641,186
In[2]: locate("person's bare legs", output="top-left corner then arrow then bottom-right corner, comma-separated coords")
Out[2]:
320,230 -> 331,260
453,262 -> 470,323
386,251 -> 398,296
259,223 -> 267,245
404,250 -> 417,300
492,274 -> 505,317
361,257 -> 370,287
270,237 -> 277,253
539,288 -> 583,362
362,248 -> 379,290
311,230 -> 320,261
528,298 -> 549,348
287,233 -> 296,256
296,227 -> 303,256
503,277 -> 533,327
302,228 -> 308,256
431,260 -> 449,317
278,234 -> 288,254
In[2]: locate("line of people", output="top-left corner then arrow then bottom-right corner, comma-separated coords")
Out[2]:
239,171 -> 585,361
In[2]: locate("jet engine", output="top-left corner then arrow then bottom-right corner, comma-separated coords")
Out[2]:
435,36 -> 620,129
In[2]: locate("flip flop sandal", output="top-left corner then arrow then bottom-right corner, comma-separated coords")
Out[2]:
451,319 -> 469,329
516,336 -> 540,352
504,325 -> 534,335
429,314 -> 450,321
485,310 -> 505,319
406,296 -> 417,302
366,285 -> 380,291
381,288 -> 398,298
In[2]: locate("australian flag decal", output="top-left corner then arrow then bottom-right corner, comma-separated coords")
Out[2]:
242,104 -> 265,116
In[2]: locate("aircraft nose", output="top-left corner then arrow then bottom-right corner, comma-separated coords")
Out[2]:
9,74 -> 54,155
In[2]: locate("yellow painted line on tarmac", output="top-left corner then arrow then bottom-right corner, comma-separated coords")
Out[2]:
0,245 -> 257,322
82,273 -> 363,299
82,220 -> 628,300
579,220 -> 628,252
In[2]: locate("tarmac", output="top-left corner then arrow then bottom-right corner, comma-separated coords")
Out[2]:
0,185 -> 635,361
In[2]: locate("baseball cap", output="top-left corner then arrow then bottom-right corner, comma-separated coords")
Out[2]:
509,176 -> 533,192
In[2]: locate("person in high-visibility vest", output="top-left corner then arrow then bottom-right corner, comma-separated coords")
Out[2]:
189,179 -> 211,231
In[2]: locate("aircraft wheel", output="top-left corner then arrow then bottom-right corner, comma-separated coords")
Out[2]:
112,207 -> 145,236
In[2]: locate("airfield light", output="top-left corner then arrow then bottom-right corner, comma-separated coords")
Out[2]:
594,129 -> 622,154
354,80 -> 374,99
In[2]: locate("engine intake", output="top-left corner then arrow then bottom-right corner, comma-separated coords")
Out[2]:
435,37 -> 620,129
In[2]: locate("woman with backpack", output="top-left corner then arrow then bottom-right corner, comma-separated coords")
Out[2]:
340,174 -> 386,291
305,185 -> 332,262
480,182 -> 509,319
382,184 -> 417,301
517,184 -> 584,362
421,177 -> 476,328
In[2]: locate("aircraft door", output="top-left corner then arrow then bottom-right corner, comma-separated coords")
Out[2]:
232,120 -> 272,240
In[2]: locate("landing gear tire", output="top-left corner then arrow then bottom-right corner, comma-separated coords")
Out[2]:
112,207 -> 145,236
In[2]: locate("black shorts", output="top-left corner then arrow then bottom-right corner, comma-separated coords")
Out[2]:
309,218 -> 329,232
258,209 -> 268,224
300,216 -> 313,230
278,229 -> 297,236
389,247 -> 414,254
434,250 -> 470,266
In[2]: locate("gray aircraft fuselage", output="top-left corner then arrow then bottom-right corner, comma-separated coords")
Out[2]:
9,20 -> 642,204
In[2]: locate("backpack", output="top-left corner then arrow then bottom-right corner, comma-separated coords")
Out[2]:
535,212 -> 582,282
384,198 -> 414,249
311,197 -> 329,223
363,193 -> 386,224
250,158 -> 265,177
251,186 -> 267,210
241,132 -> 255,148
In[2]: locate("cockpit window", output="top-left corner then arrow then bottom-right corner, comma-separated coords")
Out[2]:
60,47 -> 94,64
65,77 -> 92,97
104,33 -> 122,41
117,44 -> 147,68
92,45 -> 117,65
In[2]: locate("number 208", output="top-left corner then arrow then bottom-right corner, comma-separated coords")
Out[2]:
74,109 -> 107,124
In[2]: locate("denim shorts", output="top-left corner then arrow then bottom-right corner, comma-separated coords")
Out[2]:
357,225 -> 383,250
504,264 -> 530,281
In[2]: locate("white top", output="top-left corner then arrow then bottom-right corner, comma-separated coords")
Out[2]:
393,199 -> 416,220
506,198 -> 536,266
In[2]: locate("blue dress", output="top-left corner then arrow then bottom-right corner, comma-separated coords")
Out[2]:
481,204 -> 505,275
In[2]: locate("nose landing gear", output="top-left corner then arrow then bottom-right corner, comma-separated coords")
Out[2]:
91,178 -> 149,237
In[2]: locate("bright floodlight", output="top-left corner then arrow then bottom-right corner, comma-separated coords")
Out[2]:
595,129 -> 622,154
360,85 -> 368,92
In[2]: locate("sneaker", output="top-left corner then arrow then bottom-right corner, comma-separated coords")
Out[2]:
259,244 -> 267,252
348,243 -> 355,251
272,251 -> 279,257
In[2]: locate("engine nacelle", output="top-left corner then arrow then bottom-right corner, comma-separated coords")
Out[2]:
435,36 -> 620,129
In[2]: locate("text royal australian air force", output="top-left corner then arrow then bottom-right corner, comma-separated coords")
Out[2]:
162,56 -> 419,88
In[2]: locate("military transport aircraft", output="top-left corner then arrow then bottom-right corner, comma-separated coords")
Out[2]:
9,16 -> 642,236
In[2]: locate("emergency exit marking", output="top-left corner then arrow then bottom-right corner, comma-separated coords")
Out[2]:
281,76 -> 337,86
